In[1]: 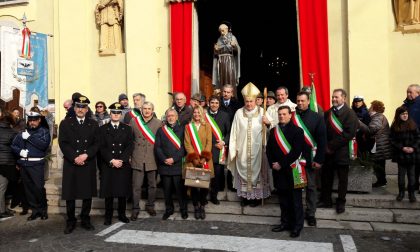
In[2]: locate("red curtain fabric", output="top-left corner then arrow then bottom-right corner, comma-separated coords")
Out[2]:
170,2 -> 193,103
298,0 -> 330,110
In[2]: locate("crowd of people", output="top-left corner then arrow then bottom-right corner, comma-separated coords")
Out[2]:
0,83 -> 419,238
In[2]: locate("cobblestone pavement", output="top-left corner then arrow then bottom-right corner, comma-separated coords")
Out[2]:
0,214 -> 419,252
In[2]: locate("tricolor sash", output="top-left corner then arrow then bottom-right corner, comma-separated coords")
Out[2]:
292,113 -> 317,160
274,125 -> 291,155
162,125 -> 181,150
133,116 -> 155,145
129,109 -> 141,118
205,113 -> 226,164
329,111 -> 357,159
186,123 -> 203,154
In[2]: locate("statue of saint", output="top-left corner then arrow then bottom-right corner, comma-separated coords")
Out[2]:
212,22 -> 241,95
95,0 -> 124,55
394,0 -> 420,28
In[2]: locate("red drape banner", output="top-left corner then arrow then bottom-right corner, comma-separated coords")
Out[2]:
298,0 -> 331,110
170,2 -> 193,103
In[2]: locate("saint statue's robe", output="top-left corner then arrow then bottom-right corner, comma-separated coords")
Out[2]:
227,106 -> 272,199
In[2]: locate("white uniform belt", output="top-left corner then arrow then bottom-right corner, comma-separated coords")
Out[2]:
20,157 -> 44,161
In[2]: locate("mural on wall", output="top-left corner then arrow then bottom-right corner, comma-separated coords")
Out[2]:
393,0 -> 420,33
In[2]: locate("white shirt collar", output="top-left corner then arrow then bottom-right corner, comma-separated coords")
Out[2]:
77,117 -> 85,123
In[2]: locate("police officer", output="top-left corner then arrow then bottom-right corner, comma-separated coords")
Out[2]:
99,102 -> 134,225
11,111 -> 51,221
59,96 -> 100,234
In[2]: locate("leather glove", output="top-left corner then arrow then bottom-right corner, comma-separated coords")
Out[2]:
22,130 -> 30,140
20,149 -> 29,158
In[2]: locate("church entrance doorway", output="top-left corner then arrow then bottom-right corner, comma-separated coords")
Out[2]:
196,0 -> 301,100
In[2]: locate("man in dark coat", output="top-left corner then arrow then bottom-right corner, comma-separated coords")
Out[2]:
172,92 -> 192,126
294,92 -> 326,226
267,106 -> 304,238
11,111 -> 50,221
403,84 -> 420,191
154,108 -> 187,220
99,102 -> 134,225
59,96 -> 100,234
219,84 -> 241,191
207,95 -> 231,204
319,89 -> 358,214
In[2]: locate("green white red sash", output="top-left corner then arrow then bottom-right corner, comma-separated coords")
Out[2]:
274,125 -> 291,155
329,111 -> 357,159
292,113 -> 317,159
133,116 -> 155,145
129,109 -> 141,118
162,125 -> 181,150
186,123 -> 203,154
205,113 -> 226,164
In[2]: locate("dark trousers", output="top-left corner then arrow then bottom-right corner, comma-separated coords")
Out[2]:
227,169 -> 234,190
20,164 -> 47,215
398,163 -> 416,191
373,159 -> 387,183
66,199 -> 92,224
305,165 -> 317,217
105,197 -> 126,219
191,187 -> 208,206
321,162 -> 349,203
161,175 -> 186,212
210,163 -> 225,198
278,188 -> 304,232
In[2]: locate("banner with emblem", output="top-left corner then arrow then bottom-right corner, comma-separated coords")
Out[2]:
0,26 -> 49,109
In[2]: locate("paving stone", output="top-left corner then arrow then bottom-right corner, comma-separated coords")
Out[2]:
391,209 -> 420,224
243,203 -> 280,217
333,165 -> 373,193
226,191 -> 241,202
203,213 -> 279,225
205,201 -> 242,214
315,207 -> 393,222
371,222 -> 420,232
317,220 -> 373,231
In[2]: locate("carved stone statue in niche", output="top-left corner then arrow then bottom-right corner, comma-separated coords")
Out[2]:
393,0 -> 420,28
95,0 -> 124,55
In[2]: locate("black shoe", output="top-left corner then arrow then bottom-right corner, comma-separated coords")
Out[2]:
249,200 -> 261,207
146,208 -> 157,216
396,191 -> 405,201
240,199 -> 249,207
200,206 -> 206,220
210,197 -> 220,205
118,215 -> 130,223
194,207 -> 200,220
130,212 -> 139,221
336,202 -> 346,214
372,181 -> 387,188
409,191 -> 417,203
64,222 -> 76,234
271,224 -> 289,232
181,211 -> 188,220
20,209 -> 28,216
81,222 -> 95,231
290,230 -> 301,238
306,216 -> 317,226
104,218 -> 112,226
10,200 -> 19,209
27,213 -> 41,221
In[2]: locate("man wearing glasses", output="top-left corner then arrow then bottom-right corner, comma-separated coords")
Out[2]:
59,96 -> 100,234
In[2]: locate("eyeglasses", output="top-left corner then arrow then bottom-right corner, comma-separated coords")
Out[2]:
96,105 -> 104,108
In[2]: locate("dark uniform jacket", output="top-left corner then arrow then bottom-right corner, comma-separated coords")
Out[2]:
324,104 -> 358,166
294,108 -> 327,166
207,110 -> 231,164
11,125 -> 51,167
154,122 -> 185,176
219,97 -> 242,123
59,117 -> 99,200
130,116 -> 161,171
267,122 -> 304,190
99,123 -> 134,198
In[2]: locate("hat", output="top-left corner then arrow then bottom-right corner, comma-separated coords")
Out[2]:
26,111 -> 42,119
74,95 -> 90,107
108,102 -> 123,113
353,95 -> 364,102
267,91 -> 276,99
191,93 -> 205,102
118,93 -> 128,102
71,92 -> 82,102
256,93 -> 263,99
241,82 -> 260,99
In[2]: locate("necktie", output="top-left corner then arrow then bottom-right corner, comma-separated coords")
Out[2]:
114,125 -> 118,130
224,101 -> 228,106
79,120 -> 83,125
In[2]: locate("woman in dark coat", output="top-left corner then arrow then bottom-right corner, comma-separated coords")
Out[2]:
390,106 -> 419,202
352,96 -> 372,154
154,108 -> 187,220
99,102 -> 134,225
0,112 -> 17,218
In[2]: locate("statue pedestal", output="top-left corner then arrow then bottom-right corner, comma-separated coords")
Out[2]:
333,165 -> 373,193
